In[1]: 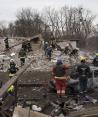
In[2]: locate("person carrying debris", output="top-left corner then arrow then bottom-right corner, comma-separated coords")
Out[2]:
46,45 -> 53,61
52,59 -> 70,97
4,37 -> 9,50
77,56 -> 91,94
19,48 -> 27,66
8,59 -> 18,78
93,53 -> 98,67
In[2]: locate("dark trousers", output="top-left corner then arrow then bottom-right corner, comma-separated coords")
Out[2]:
79,78 -> 88,92
47,53 -> 51,60
20,58 -> 25,66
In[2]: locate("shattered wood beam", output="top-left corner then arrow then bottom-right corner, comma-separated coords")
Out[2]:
0,59 -> 35,98
18,83 -> 47,87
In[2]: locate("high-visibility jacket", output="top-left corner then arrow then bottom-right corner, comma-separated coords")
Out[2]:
8,85 -> 14,92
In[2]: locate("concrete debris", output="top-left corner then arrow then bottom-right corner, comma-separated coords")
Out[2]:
32,105 -> 42,112
0,54 -> 10,61
84,95 -> 97,104
10,52 -> 16,56
73,105 -> 84,111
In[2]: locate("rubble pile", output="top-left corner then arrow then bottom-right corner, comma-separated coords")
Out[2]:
27,49 -> 72,71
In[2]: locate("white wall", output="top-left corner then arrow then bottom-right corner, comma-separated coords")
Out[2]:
70,41 -> 76,48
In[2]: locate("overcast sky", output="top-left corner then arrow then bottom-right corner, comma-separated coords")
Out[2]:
0,0 -> 98,24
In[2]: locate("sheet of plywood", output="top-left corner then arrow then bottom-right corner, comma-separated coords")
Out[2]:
13,106 -> 30,117
30,111 -> 52,117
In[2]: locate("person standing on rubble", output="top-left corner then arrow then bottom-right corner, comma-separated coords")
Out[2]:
77,57 -> 91,94
46,45 -> 53,61
27,40 -> 32,52
52,59 -> 70,98
19,48 -> 27,66
43,42 -> 48,56
93,53 -> 98,67
8,59 -> 18,78
4,37 -> 9,50
22,41 -> 27,52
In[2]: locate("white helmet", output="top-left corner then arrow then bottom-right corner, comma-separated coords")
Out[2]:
66,44 -> 69,47
10,59 -> 14,62
45,42 -> 48,44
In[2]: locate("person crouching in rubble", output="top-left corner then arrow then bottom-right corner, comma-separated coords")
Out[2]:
8,59 -> 18,78
77,56 -> 91,94
52,59 -> 70,98
19,48 -> 27,66
7,85 -> 14,96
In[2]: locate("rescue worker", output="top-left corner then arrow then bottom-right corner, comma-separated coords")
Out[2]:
46,45 -> 53,61
93,53 -> 98,67
8,59 -> 18,78
77,56 -> 91,94
70,48 -> 79,57
4,37 -> 9,50
43,42 -> 48,56
7,85 -> 14,96
19,48 -> 26,66
10,59 -> 16,67
22,41 -> 27,51
52,59 -> 70,97
63,44 -> 70,55
27,41 -> 32,52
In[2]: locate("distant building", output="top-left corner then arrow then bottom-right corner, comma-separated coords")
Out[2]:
86,35 -> 98,52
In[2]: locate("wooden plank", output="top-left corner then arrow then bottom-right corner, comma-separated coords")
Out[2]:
13,106 -> 30,117
69,106 -> 98,117
30,111 -> 52,117
13,106 -> 51,117
0,59 -> 35,98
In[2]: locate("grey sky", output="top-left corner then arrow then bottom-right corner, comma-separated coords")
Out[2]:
0,0 -> 98,24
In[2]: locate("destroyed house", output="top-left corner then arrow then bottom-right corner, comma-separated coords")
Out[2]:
57,35 -> 80,48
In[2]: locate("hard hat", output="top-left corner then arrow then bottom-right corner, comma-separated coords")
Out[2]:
10,59 -> 14,62
96,53 -> 98,56
80,56 -> 86,61
66,44 -> 69,47
45,42 -> 48,44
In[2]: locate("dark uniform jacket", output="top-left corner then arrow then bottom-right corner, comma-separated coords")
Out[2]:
93,57 -> 98,67
77,63 -> 90,78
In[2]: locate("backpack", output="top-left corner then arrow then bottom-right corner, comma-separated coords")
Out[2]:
54,65 -> 65,77
9,65 -> 16,74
